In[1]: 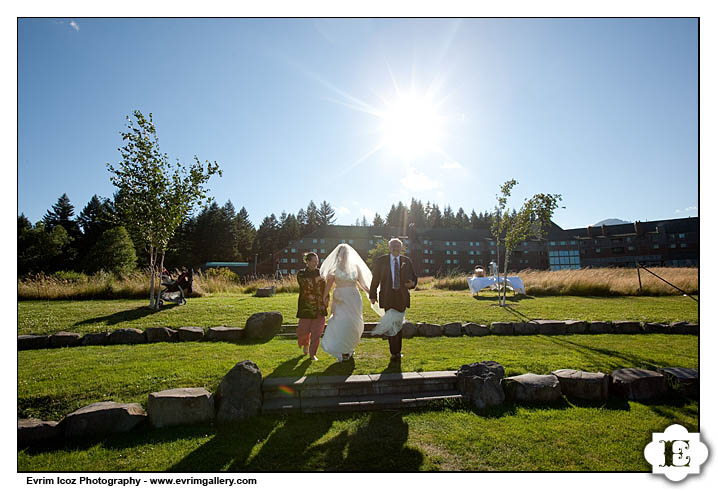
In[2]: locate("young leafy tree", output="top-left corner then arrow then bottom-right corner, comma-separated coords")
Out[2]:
107,110 -> 221,309
491,179 -> 562,306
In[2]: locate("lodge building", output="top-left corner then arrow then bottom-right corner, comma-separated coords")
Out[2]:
260,217 -> 698,276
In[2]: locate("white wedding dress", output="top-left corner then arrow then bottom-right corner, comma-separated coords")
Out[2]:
320,268 -> 365,361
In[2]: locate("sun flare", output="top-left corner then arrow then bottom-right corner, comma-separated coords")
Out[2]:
380,93 -> 446,160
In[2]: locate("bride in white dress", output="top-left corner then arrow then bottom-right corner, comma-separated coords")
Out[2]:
320,244 -> 375,362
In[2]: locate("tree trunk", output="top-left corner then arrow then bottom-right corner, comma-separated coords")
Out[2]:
155,251 -> 166,310
148,246 -> 156,308
502,251 -> 510,307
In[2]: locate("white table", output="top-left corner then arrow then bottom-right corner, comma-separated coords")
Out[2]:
468,276 -> 525,295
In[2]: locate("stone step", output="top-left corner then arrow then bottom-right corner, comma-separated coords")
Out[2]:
262,371 -> 457,399
263,390 -> 464,414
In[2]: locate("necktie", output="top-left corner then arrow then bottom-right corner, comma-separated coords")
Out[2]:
393,257 -> 400,290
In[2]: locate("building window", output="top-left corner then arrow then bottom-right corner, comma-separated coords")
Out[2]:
446,241 -> 450,246
349,239 -> 354,244
284,249 -> 288,253
453,251 -> 457,255
430,259 -> 435,264
491,250 -> 495,255
446,250 -> 451,255
282,269 -> 288,275
469,259 -> 475,264
446,260 -> 451,264
424,249 -> 429,254
595,248 -> 601,253
523,250 -> 529,254
312,239 -> 317,244
453,259 -> 458,264
549,241 -> 556,246
312,248 -> 317,253
628,246 -> 634,251
291,248 -> 296,253
469,251 -> 473,255
489,241 -> 495,246
652,244 -> 659,249
680,243 -> 687,248
369,240 -> 373,245
679,233 -> 686,239
282,258 -> 288,263
320,239 -> 325,244
570,240 -> 577,245
425,268 -> 430,273
321,248 -> 326,253
290,269 -> 296,274
424,240 -> 428,245
469,241 -> 474,246
341,239 -> 346,243
291,258 -> 297,263
452,241 -> 456,246
424,259 -> 429,263
670,243 -> 677,249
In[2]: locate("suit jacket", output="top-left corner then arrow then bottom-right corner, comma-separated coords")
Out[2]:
369,254 -> 417,310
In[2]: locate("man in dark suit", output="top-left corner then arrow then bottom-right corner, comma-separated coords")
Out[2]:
369,238 -> 417,360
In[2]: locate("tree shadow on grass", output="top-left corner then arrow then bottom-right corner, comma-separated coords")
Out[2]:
74,305 -> 178,327
540,336 -> 663,370
472,294 -> 532,303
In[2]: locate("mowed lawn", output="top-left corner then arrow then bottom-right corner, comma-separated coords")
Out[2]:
17,290 -> 698,335
18,335 -> 698,472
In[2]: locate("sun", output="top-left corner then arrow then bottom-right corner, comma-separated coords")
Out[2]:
380,92 -> 446,161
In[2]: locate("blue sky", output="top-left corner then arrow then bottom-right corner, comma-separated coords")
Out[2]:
18,18 -> 698,230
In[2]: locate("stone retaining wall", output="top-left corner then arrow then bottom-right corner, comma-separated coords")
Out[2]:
17,319 -> 698,352
18,358 -> 699,448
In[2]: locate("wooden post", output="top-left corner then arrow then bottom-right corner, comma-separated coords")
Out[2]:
636,261 -> 643,293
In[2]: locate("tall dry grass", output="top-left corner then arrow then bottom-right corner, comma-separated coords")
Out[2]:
423,267 -> 698,296
17,268 -> 301,300
18,267 -> 698,300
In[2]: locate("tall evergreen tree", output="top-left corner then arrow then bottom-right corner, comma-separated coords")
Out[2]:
428,204 -> 442,228
77,195 -> 115,262
361,216 -> 369,227
305,201 -> 320,233
317,201 -> 336,226
235,206 -> 256,261
43,193 -> 81,239
409,198 -> 426,227
372,213 -> 384,227
470,209 -> 482,229
253,214 -> 280,262
442,205 -> 456,228
456,207 -> 470,229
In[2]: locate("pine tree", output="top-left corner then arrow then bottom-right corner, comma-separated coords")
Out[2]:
372,213 -> 384,227
317,201 -> 336,226
409,198 -> 426,227
43,193 -> 81,238
442,205 -> 456,228
428,204 -> 442,228
470,209 -> 481,229
253,214 -> 280,262
235,207 -> 256,261
456,207 -> 470,229
361,216 -> 369,227
305,201 -> 320,233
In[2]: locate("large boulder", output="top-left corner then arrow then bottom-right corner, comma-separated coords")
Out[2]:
442,322 -> 463,337
513,322 -> 536,335
62,401 -> 147,438
50,331 -> 82,348
610,368 -> 667,401
534,320 -> 567,335
551,369 -> 609,401
401,322 -> 418,338
81,332 -> 109,346
565,320 -> 587,334
587,321 -> 613,334
108,328 -> 146,345
178,327 -> 205,342
255,286 -> 276,297
418,323 -> 442,337
18,418 -> 61,446
643,322 -> 670,334
214,360 -> 263,423
244,312 -> 283,340
147,388 -> 215,428
145,327 -> 178,343
456,361 -> 505,409
613,321 -> 641,334
18,335 -> 49,351
463,323 -> 489,336
207,327 -> 246,342
658,367 -> 699,398
490,322 -> 514,335
503,373 -> 562,403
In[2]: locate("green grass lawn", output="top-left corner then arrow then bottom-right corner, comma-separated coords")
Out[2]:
18,291 -> 698,335
17,291 -> 700,472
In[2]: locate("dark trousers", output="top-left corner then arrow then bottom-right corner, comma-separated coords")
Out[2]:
385,288 -> 407,355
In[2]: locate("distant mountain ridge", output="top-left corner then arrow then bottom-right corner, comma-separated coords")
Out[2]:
592,218 -> 631,226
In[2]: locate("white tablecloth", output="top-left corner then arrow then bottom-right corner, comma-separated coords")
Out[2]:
468,276 -> 525,295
